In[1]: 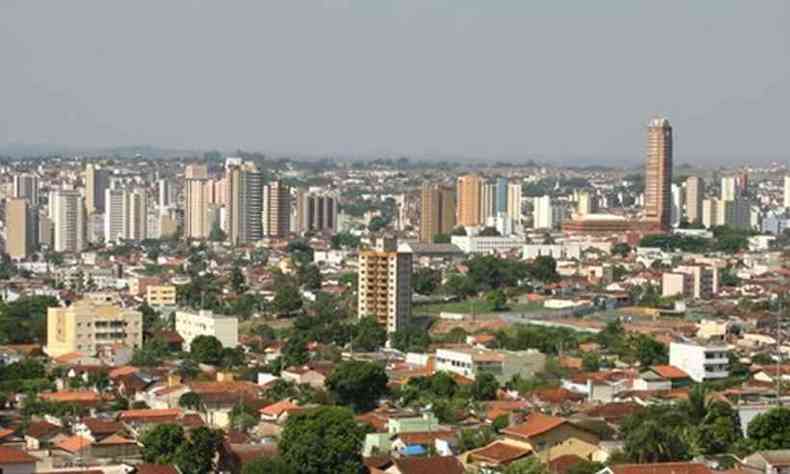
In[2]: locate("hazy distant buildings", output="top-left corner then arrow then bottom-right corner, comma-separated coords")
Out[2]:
644,117 -> 673,230
685,176 -> 705,224
721,176 -> 737,202
262,180 -> 291,238
457,175 -> 482,227
784,176 -> 790,209
420,184 -> 456,242
158,179 -> 176,209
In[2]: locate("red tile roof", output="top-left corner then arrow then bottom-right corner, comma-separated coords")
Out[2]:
468,441 -> 532,466
549,454 -> 585,474
0,446 -> 38,464
396,430 -> 456,445
54,435 -> 92,454
118,408 -> 182,422
393,456 -> 465,474
609,463 -> 712,474
260,400 -> 302,417
135,464 -> 180,474
652,365 -> 690,380
502,412 -> 567,440
25,420 -> 62,439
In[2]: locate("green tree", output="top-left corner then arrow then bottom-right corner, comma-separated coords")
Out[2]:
273,284 -> 303,315
282,334 -> 310,367
178,392 -> 203,411
209,221 -> 226,241
611,243 -> 632,258
140,424 -> 185,464
242,457 -> 296,474
229,402 -> 260,432
471,372 -> 499,401
567,461 -> 606,474
451,226 -> 467,236
479,226 -> 501,236
390,326 -> 431,353
279,406 -> 366,474
433,233 -> 451,244
351,317 -> 386,352
300,264 -> 322,291
174,426 -> 223,474
486,289 -> 508,311
504,457 -> 550,474
412,267 -> 441,295
230,264 -> 247,293
529,255 -> 560,283
582,353 -> 601,372
747,407 -> 790,450
326,360 -> 389,412
190,335 -> 224,365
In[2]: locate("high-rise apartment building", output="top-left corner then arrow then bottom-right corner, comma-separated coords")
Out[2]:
126,189 -> 148,241
157,179 -> 176,209
783,176 -> 790,209
357,237 -> 412,333
507,182 -> 522,223
495,177 -> 509,214
185,176 -> 210,239
105,189 -> 126,242
480,182 -> 496,223
45,299 -> 143,358
296,190 -> 339,235
686,176 -> 705,224
5,198 -> 36,259
419,184 -> 456,243
262,180 -> 291,238
533,195 -> 562,230
85,164 -> 109,214
671,184 -> 682,227
721,176 -> 737,201
577,191 -> 597,217
13,174 -> 39,205
644,117 -> 673,230
52,190 -> 86,253
457,175 -> 482,227
226,161 -> 263,244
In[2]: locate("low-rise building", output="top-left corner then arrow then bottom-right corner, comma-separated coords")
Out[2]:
174,310 -> 238,351
45,299 -> 143,358
451,235 -> 524,254
523,244 -> 582,261
435,347 -> 546,383
145,285 -> 176,307
669,340 -> 730,383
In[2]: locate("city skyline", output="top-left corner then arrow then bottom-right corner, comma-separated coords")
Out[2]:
1,1 -> 789,165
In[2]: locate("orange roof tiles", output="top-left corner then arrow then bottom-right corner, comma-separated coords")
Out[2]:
55,435 -> 92,454
260,400 -> 301,417
0,446 -> 38,464
469,441 -> 532,465
652,365 -> 690,379
119,408 -> 182,421
40,390 -> 103,404
609,463 -> 712,474
502,412 -> 567,440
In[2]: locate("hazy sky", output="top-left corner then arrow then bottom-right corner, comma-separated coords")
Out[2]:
1,1 -> 788,164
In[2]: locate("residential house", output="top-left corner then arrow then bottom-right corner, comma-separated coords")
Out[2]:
24,420 -> 65,450
500,412 -> 601,461
0,445 -> 38,474
368,456 -> 465,474
741,450 -> 790,474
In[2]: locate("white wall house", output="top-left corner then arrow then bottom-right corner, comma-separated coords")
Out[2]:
175,310 -> 239,351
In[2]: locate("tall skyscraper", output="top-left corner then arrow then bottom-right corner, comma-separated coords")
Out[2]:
126,190 -> 148,241
495,177 -> 509,214
85,164 -> 109,214
226,162 -> 263,244
644,117 -> 673,230
533,195 -> 558,229
357,237 -> 412,333
480,181 -> 496,223
457,175 -> 482,227
184,165 -> 211,239
105,189 -> 126,243
158,179 -> 175,209
507,182 -> 522,223
721,176 -> 737,201
296,190 -> 339,236
576,191 -> 597,216
5,198 -> 36,259
671,184 -> 682,227
262,180 -> 291,238
13,174 -> 39,205
785,176 -> 790,209
52,190 -> 86,253
419,184 -> 456,242
685,176 -> 705,224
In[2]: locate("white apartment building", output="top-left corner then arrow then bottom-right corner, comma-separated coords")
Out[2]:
669,340 -> 730,382
357,237 -> 412,333
435,347 -> 546,383
175,310 -> 239,351
451,235 -> 524,254
523,244 -> 582,260
52,190 -> 86,253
